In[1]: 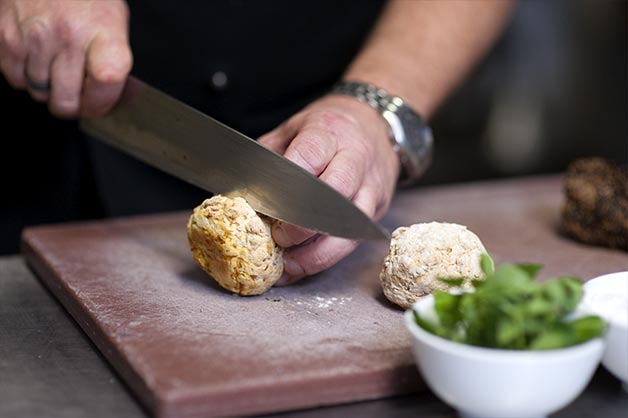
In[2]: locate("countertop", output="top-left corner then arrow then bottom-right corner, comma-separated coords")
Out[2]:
1,256 -> 627,417
3,176 -> 628,418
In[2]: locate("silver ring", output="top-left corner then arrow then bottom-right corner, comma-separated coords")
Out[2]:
24,70 -> 50,91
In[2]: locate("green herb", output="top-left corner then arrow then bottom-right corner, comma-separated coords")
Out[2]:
413,254 -> 606,350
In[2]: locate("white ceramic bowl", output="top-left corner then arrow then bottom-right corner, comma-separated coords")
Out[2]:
581,271 -> 628,392
405,295 -> 605,418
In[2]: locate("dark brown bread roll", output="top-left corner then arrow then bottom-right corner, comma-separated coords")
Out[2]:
560,158 -> 628,251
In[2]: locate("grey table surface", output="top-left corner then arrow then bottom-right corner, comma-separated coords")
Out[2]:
1,255 -> 627,418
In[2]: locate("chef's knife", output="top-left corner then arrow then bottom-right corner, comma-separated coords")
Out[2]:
80,76 -> 388,240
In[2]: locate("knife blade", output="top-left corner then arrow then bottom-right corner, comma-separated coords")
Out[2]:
80,76 -> 388,240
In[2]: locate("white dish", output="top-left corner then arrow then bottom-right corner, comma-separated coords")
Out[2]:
581,271 -> 628,392
405,295 -> 604,418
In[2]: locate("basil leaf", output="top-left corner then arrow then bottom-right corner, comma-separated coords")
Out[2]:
413,253 -> 605,350
438,277 -> 464,287
529,323 -> 575,350
570,316 -> 606,344
524,297 -> 554,316
496,318 -> 524,347
471,279 -> 485,288
480,253 -> 495,276
413,309 -> 438,335
434,291 -> 462,328
493,264 -> 533,289
516,263 -> 544,279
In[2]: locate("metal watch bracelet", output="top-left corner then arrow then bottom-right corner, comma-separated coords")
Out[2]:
331,80 -> 433,186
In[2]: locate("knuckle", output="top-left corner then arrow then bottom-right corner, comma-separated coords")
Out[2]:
291,135 -> 329,174
317,109 -> 351,128
327,167 -> 358,197
91,46 -> 132,84
1,29 -> 23,57
54,18 -> 79,49
317,109 -> 341,125
353,141 -> 370,161
24,19 -> 48,50
310,109 -> 363,150
315,110 -> 351,137
91,63 -> 124,84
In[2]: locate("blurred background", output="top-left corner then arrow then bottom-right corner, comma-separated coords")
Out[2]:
1,0 -> 626,254
425,0 -> 627,184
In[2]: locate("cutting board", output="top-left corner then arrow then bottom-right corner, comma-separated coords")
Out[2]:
22,176 -> 628,418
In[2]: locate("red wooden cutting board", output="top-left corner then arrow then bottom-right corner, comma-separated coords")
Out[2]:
22,176 -> 628,417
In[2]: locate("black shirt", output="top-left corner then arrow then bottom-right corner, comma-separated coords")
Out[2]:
0,1 -> 385,253
128,0 -> 384,137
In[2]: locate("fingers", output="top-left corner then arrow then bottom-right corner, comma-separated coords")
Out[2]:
49,50 -> 84,117
257,121 -> 298,154
275,236 -> 360,286
0,0 -> 131,117
267,117 -> 345,247
82,34 -> 132,117
22,18 -> 54,102
0,19 -> 27,89
276,186 -> 377,285
272,221 -> 316,248
271,148 -> 366,248
283,124 -> 338,176
266,97 -> 395,285
318,148 -> 366,201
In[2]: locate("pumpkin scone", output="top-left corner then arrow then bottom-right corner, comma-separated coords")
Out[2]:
187,195 -> 284,295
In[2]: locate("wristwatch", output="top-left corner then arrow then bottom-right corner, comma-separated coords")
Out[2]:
331,80 -> 433,187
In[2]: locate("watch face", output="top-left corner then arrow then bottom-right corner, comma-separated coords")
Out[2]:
398,105 -> 433,160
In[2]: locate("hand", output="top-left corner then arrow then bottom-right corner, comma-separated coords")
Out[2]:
0,0 -> 132,118
258,94 -> 400,284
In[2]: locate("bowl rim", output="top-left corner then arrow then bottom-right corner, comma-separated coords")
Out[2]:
584,271 -> 628,285
405,295 -> 605,362
582,271 -> 628,330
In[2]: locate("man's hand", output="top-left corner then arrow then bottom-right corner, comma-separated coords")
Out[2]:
0,0 -> 132,118
258,95 -> 400,285
260,0 -> 513,284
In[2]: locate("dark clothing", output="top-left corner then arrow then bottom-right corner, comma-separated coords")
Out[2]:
0,87 -> 103,254
1,1 -> 384,253
3,1 -> 626,255
127,0 -> 385,138
89,0 -> 384,216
